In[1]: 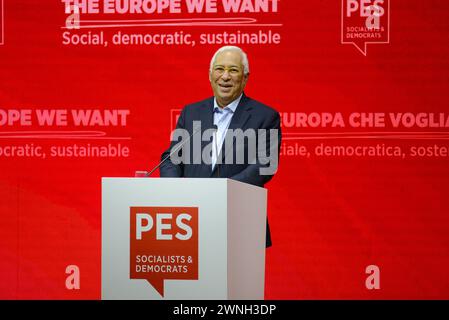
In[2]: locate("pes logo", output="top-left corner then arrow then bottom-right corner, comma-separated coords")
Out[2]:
341,0 -> 390,55
0,0 -> 4,45
130,206 -> 198,297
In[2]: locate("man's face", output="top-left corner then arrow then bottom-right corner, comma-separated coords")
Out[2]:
210,50 -> 248,107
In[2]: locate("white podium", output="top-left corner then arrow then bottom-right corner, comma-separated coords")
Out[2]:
101,178 -> 267,300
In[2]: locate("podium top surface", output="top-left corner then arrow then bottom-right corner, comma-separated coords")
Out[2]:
101,177 -> 266,191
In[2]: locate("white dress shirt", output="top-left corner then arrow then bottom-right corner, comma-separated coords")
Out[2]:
211,94 -> 243,170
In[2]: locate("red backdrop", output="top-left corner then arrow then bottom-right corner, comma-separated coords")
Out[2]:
1,0 -> 449,299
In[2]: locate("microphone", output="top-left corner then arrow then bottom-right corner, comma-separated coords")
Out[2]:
212,124 -> 220,178
144,125 -> 202,177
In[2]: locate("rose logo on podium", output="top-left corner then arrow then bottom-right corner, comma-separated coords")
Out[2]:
130,206 -> 198,297
341,0 -> 390,55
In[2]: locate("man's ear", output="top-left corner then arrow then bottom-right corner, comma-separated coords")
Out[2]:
243,73 -> 249,86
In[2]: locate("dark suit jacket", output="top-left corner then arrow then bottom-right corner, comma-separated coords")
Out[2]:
160,93 -> 281,247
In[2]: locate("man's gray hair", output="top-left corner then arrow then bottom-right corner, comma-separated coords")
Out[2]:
209,46 -> 250,76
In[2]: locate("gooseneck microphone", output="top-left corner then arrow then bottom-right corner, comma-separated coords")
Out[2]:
145,125 -> 202,177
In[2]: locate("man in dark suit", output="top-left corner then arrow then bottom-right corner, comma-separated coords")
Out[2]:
160,46 -> 281,247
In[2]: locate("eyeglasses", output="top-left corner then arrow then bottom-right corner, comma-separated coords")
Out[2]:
212,65 -> 243,76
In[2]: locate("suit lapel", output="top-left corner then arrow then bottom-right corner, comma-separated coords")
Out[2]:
210,94 -> 252,177
227,94 -> 252,131
198,98 -> 215,176
199,97 -> 214,131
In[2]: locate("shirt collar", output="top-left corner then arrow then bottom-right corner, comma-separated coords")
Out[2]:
213,93 -> 243,113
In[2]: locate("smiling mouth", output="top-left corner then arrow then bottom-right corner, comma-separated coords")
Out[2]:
219,84 -> 233,90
